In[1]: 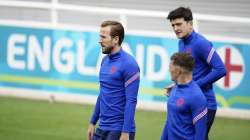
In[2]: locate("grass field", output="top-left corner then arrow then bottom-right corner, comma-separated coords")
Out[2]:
0,96 -> 250,140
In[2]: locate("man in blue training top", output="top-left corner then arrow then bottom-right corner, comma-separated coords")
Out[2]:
161,52 -> 207,140
86,21 -> 140,140
165,7 -> 227,140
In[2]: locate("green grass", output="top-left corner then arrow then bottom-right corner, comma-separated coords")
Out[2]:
0,96 -> 250,140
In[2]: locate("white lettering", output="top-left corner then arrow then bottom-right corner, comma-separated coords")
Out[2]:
7,34 -> 26,70
146,45 -> 168,81
53,38 -> 74,74
28,35 -> 50,72
136,44 -> 144,77
77,40 -> 98,76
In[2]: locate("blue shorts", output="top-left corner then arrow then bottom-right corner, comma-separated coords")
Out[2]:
93,128 -> 135,140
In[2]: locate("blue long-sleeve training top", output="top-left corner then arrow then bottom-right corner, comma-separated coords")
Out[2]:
179,31 -> 227,109
161,80 -> 207,140
90,48 -> 140,133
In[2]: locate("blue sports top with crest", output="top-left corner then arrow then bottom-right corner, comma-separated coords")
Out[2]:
179,31 -> 226,110
90,48 -> 140,133
161,80 -> 207,140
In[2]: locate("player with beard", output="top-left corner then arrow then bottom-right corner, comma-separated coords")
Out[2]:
87,20 -> 140,140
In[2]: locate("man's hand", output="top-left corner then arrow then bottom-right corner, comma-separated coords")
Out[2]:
120,132 -> 129,140
164,83 -> 175,96
87,123 -> 95,140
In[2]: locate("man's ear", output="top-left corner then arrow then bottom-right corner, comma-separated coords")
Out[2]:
113,36 -> 119,44
188,20 -> 193,26
176,66 -> 182,75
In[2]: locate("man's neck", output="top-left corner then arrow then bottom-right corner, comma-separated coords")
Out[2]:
183,29 -> 193,39
111,45 -> 121,54
176,74 -> 192,85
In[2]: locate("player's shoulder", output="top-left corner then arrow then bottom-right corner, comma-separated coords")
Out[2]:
188,81 -> 204,96
182,81 -> 206,105
195,31 -> 208,41
193,32 -> 213,54
195,32 -> 211,46
121,49 -> 139,67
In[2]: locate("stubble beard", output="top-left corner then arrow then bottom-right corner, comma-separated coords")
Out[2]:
101,44 -> 114,54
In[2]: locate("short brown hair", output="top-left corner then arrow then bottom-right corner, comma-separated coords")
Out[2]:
167,7 -> 193,22
101,20 -> 124,45
170,52 -> 195,72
